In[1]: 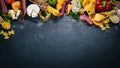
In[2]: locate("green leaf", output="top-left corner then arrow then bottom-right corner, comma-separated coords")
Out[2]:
102,1 -> 107,6
2,13 -> 11,22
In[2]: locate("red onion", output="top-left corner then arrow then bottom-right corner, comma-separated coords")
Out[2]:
114,1 -> 120,9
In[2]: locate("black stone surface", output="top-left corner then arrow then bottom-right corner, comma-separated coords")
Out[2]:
0,15 -> 120,68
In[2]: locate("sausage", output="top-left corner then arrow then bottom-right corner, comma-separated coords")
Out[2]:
19,0 -> 27,21
59,3 -> 66,16
0,0 -> 8,14
59,0 -> 72,16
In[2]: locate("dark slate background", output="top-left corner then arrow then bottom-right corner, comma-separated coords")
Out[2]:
0,15 -> 120,68
0,1 -> 120,68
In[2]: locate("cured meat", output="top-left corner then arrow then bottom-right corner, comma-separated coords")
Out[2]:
0,0 -> 8,14
19,0 -> 27,21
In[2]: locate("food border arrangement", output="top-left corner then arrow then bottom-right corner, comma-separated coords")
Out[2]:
0,0 -> 120,39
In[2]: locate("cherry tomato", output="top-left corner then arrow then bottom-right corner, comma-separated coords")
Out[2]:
5,0 -> 15,5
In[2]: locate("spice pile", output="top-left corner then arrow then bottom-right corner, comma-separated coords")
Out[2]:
0,0 -> 120,39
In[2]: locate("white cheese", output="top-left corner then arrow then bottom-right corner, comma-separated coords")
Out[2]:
16,10 -> 21,19
9,10 -> 16,20
27,4 -> 40,18
9,10 -> 21,20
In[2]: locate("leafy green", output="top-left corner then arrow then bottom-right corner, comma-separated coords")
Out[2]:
69,11 -> 80,20
110,0 -> 115,3
79,0 -> 83,4
2,13 -> 11,22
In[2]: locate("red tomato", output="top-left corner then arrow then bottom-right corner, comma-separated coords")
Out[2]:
5,0 -> 15,5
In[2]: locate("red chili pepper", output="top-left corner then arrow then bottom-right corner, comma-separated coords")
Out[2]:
96,0 -> 113,13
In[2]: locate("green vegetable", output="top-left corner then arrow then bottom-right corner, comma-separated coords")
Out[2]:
69,10 -> 80,20
0,10 -> 11,22
2,13 -> 11,22
110,0 -> 115,3
47,0 -> 57,7
39,11 -> 51,21
79,0 -> 83,4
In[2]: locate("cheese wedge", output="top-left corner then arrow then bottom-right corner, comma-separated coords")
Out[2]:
99,10 -> 116,18
93,13 -> 106,22
27,4 -> 40,18
82,0 -> 90,8
84,0 -> 96,15
89,14 -> 105,30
